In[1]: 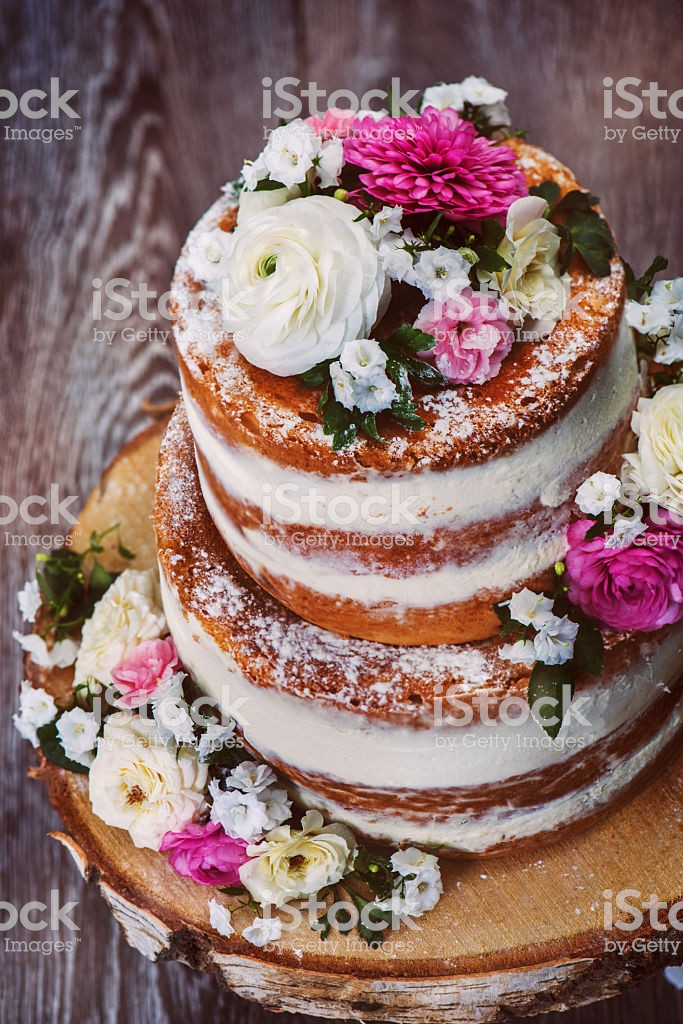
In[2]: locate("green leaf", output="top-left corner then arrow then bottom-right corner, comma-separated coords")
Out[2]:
480,217 -> 506,248
500,618 -> 526,638
584,519 -> 610,541
36,720 -> 90,775
573,619 -> 605,677
299,360 -> 332,388
359,412 -> 387,444
385,358 -> 412,398
117,536 -> 136,560
623,255 -> 669,302
89,559 -> 114,600
475,246 -> 510,273
252,177 -> 286,192
553,189 -> 600,214
316,382 -> 330,415
217,885 -> 248,896
351,845 -> 396,901
527,662 -> 574,740
493,601 -> 511,625
385,347 -> 446,388
388,324 -> 437,352
322,400 -> 358,450
562,210 -> 615,277
312,912 -> 332,941
529,180 -> 561,209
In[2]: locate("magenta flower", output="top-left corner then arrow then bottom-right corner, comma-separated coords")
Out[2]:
414,290 -> 514,385
111,636 -> 180,708
160,821 -> 250,886
565,519 -> 683,632
344,107 -> 527,221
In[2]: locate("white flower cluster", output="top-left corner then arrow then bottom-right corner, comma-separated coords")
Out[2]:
421,76 -> 511,127
242,118 -> 344,192
575,471 -> 647,548
208,761 -> 291,843
626,278 -> 683,364
499,588 -> 579,667
375,848 -> 443,918
330,338 -> 398,414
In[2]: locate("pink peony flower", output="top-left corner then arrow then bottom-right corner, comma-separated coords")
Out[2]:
160,821 -> 250,886
565,518 -> 683,632
344,106 -> 527,221
306,107 -> 357,140
414,290 -> 514,385
111,636 -> 180,708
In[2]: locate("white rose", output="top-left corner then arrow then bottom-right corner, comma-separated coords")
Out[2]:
74,569 -> 167,689
623,385 -> 683,517
479,195 -> 568,333
221,195 -> 390,376
239,809 -> 356,907
237,184 -> 302,226
89,713 -> 207,850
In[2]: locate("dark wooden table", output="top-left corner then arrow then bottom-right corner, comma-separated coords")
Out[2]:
1,1 -> 681,1021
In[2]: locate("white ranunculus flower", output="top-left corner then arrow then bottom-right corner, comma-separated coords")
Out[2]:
479,195 -> 568,334
237,184 -> 302,226
623,385 -> 683,518
575,471 -> 622,516
89,713 -> 207,850
73,569 -> 167,689
240,809 -> 356,908
221,195 -> 390,376
13,681 -> 58,747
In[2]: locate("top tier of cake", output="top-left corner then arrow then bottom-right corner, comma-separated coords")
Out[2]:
171,141 -> 639,645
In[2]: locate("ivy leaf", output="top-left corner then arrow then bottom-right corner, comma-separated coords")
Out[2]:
385,358 -> 412,398
388,325 -> 437,352
529,180 -> 561,209
345,889 -> 392,947
36,720 -> 90,775
359,412 -> 387,444
527,662 -> 574,740
572,618 -> 605,677
322,400 -> 358,450
562,210 -> 615,277
493,600 -> 511,625
390,393 -> 426,431
299,361 -> 332,388
553,189 -> 600,214
623,255 -> 669,302
201,742 -> 254,769
312,912 -> 332,941
385,347 -> 446,388
351,845 -> 396,901
252,177 -> 286,192
316,382 -> 330,415
475,246 -> 510,273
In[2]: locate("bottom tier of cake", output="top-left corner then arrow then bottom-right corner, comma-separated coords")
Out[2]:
154,403 -> 683,856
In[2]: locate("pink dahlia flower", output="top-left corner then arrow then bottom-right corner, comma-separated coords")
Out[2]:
565,519 -> 683,632
160,821 -> 249,886
344,106 -> 527,221
111,636 -> 180,708
306,107 -> 357,139
414,290 -> 514,385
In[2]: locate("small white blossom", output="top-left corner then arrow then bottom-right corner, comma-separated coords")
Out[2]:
258,787 -> 292,831
378,233 -> 415,282
626,298 -> 672,335
506,589 -> 554,628
390,848 -> 441,884
376,876 -> 443,918
352,371 -> 398,414
420,82 -> 465,113
208,899 -> 235,938
17,580 -> 41,623
604,515 -> 647,549
421,78 -> 510,126
459,75 -> 508,108
13,631 -> 79,669
410,247 -> 470,302
226,762 -> 277,794
186,229 -> 231,290
209,780 -> 271,841
241,153 -> 268,190
56,708 -> 99,767
655,312 -> 683,365
242,914 -> 283,947
369,205 -> 403,241
575,472 -> 622,516
197,722 -> 236,761
262,120 -> 319,188
339,338 -> 387,379
153,697 -> 195,747
314,136 -> 344,189
330,361 -> 356,411
13,681 -> 58,747
650,277 -> 683,314
498,639 -> 537,667
533,614 -> 579,666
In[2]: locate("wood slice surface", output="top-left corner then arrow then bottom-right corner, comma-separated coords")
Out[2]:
24,419 -> 683,1023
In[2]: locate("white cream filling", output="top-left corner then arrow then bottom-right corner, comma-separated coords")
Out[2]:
182,310 -> 638,535
198,459 -> 568,607
161,571 -> 683,799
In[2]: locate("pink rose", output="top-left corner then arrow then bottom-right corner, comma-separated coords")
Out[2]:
414,290 -> 514,385
160,821 -> 249,886
565,518 -> 683,632
305,107 -> 357,140
111,637 -> 180,708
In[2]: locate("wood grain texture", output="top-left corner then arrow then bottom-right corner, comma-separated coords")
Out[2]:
0,0 -> 681,1021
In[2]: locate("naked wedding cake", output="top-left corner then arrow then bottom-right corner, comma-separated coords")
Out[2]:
147,78 -> 683,857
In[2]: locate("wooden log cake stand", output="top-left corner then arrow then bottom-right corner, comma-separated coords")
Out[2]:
23,419 -> 683,1023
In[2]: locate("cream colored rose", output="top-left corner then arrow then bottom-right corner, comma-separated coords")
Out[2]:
89,713 -> 208,850
479,195 -> 568,333
623,384 -> 683,517
236,184 -> 302,226
239,809 -> 356,907
221,195 -> 390,376
74,569 -> 167,689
